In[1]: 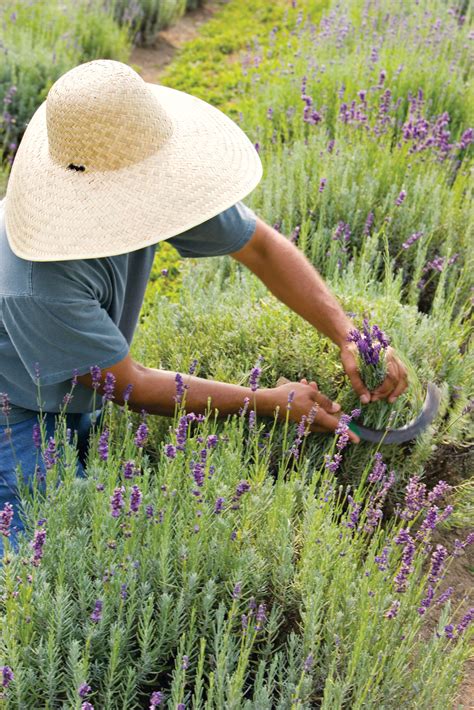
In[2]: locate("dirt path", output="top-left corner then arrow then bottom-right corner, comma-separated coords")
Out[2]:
129,1 -> 226,82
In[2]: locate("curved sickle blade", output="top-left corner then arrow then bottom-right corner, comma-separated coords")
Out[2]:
350,383 -> 443,444
275,377 -> 443,445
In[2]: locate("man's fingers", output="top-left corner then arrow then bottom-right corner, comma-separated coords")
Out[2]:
387,371 -> 409,403
314,391 -> 341,413
342,357 -> 371,404
371,362 -> 398,402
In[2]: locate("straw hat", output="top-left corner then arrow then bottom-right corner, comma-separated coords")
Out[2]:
3,59 -> 262,261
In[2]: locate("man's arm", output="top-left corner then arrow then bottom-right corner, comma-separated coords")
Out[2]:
231,217 -> 408,404
76,354 -> 360,442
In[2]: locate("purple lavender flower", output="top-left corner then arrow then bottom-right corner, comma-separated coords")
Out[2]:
370,47 -> 379,63
90,365 -> 102,390
456,608 -> 474,636
182,655 -> 189,670
428,545 -> 448,584
286,390 -> 295,410
348,320 -> 390,367
150,691 -> 164,708
98,429 -> 109,461
174,373 -> 187,404
363,211 -> 374,235
90,600 -> 103,623
123,460 -> 135,479
418,585 -> 435,615
103,372 -> 116,402
399,475 -> 427,520
122,384 -> 133,402
427,480 -> 452,504
250,357 -> 263,392
78,683 -> 91,698
1,392 -> 11,418
214,497 -> 225,514
130,485 -> 142,513
324,452 -> 342,473
303,654 -> 313,672
393,529 -> 415,593
0,502 -> 14,538
435,587 -> 453,606
110,487 -> 125,518
319,178 -> 327,192
248,410 -> 256,431
164,444 -> 177,459
444,624 -> 455,639
134,422 -> 148,448
368,453 -> 387,483
402,231 -> 423,250
2,666 -> 14,688
346,495 -> 362,529
332,221 -> 351,252
192,461 -> 205,488
375,546 -> 390,571
30,527 -> 46,567
188,358 -> 198,375
254,602 -> 267,631
458,128 -> 473,150
32,423 -> 41,448
81,702 -> 94,710
43,437 -> 58,470
235,480 -> 251,498
207,434 -> 218,449
175,415 -> 189,451
146,505 -> 154,519
232,582 -> 242,599
384,600 -> 400,619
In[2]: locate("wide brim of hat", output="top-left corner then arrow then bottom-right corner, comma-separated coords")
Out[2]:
4,83 -> 262,261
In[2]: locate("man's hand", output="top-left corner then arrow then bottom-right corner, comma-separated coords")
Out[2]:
265,378 -> 360,443
340,343 -> 409,404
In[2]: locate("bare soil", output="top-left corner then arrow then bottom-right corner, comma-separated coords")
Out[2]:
129,1 -> 226,82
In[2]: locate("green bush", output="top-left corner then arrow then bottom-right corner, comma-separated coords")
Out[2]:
110,0 -> 206,47
0,0 -> 132,166
0,396 -> 471,707
134,260 -> 473,492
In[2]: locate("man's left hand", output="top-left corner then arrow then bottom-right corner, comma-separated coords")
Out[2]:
340,343 -> 409,404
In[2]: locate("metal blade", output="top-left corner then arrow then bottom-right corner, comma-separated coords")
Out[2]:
349,382 -> 442,444
275,377 -> 442,444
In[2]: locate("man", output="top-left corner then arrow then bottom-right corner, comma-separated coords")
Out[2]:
0,60 -> 408,553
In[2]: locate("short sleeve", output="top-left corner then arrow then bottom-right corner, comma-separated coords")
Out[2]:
1,295 -> 130,385
166,201 -> 257,258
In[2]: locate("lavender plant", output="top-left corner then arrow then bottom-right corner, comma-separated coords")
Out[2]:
0,397 -> 472,707
347,319 -> 390,392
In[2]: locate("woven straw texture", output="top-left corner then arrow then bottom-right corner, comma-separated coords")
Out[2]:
4,60 -> 262,261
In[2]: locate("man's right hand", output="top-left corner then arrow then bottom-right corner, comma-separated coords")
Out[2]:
266,378 -> 360,443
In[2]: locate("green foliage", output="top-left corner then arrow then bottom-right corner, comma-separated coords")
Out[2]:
109,0 -> 207,47
134,260 -> 473,490
0,399 -> 471,707
0,0 -> 132,166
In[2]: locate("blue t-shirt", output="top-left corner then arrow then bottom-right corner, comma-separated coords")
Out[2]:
0,199 -> 257,425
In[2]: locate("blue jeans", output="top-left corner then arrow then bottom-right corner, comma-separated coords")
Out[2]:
0,410 -> 101,557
